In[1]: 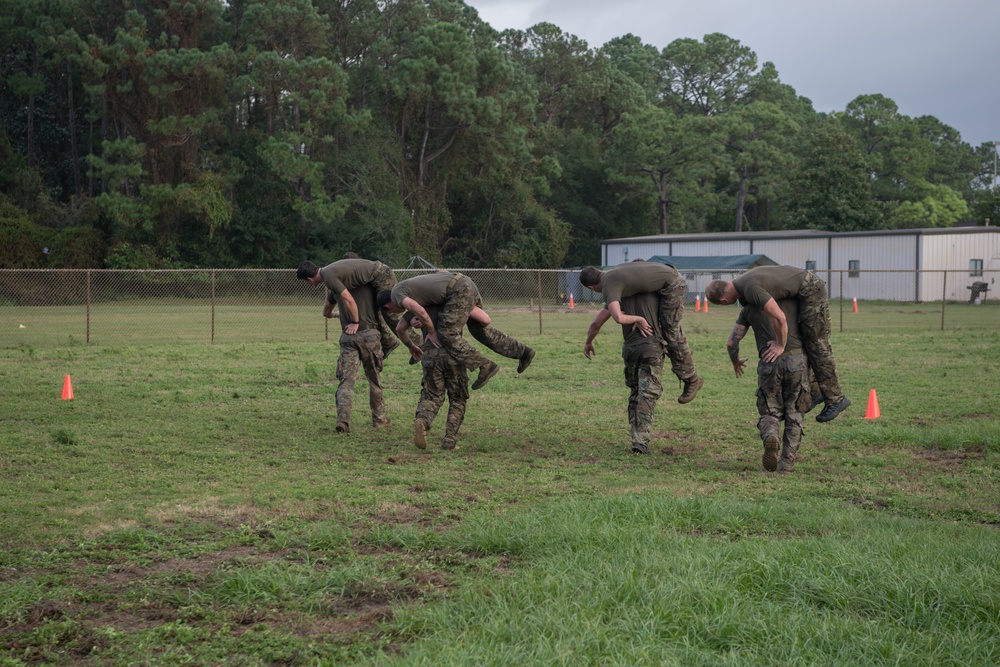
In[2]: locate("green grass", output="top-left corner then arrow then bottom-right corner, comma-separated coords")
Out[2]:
1,310 -> 998,665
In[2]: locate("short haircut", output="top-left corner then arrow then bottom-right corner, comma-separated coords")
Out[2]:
341,252 -> 359,259
376,289 -> 393,309
296,261 -> 320,280
705,280 -> 729,304
579,266 -> 602,288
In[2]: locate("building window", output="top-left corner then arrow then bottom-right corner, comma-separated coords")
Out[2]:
805,260 -> 816,272
970,259 -> 983,277
848,260 -> 860,278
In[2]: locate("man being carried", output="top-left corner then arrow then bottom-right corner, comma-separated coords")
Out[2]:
377,271 -> 534,391
706,265 -> 849,422
297,257 -> 403,359
579,262 -> 703,404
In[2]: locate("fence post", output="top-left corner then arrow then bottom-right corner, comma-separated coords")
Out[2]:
537,270 -> 543,335
86,269 -> 91,345
324,287 -> 329,341
211,270 -> 216,344
940,270 -> 947,331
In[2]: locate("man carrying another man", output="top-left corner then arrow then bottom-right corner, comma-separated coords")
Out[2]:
706,265 -> 850,422
377,271 -> 535,391
579,262 -> 703,404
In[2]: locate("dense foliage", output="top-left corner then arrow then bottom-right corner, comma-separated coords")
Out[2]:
2,0 -> 997,269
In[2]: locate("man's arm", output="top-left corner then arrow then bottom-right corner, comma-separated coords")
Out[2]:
400,297 -> 440,348
760,297 -> 787,363
607,301 -> 652,337
727,322 -> 749,378
395,317 -> 423,361
336,289 -> 361,334
583,308 -> 614,359
469,306 -> 491,326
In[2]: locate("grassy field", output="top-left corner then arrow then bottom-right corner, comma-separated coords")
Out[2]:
1,308 -> 998,666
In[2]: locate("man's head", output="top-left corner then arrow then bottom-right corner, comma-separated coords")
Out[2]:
579,266 -> 604,292
706,279 -> 738,305
377,289 -> 403,314
341,252 -> 359,259
296,261 -> 322,283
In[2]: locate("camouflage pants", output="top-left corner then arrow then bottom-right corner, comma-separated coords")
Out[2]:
798,273 -> 844,404
438,275 -> 526,370
658,279 -> 697,382
415,346 -> 469,449
336,328 -> 387,426
756,351 -> 812,471
623,344 -> 665,450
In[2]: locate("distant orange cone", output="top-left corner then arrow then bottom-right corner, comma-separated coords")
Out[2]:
853,296 -> 858,313
695,294 -> 701,311
61,374 -> 74,400
864,388 -> 880,419
568,292 -> 575,309
702,297 -> 708,313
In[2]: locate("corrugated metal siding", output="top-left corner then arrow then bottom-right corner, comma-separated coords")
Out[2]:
750,239 -> 830,270
599,228 -> 1000,303
919,233 -> 1000,301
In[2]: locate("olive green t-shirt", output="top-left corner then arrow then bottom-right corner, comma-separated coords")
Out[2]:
320,259 -> 381,296
736,297 -> 803,358
337,284 -> 379,330
601,262 -> 681,305
620,291 -> 664,356
732,266 -> 808,310
390,272 -> 456,307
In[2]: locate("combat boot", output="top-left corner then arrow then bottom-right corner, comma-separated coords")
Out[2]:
413,419 -> 428,449
472,361 -> 500,390
677,375 -> 704,404
762,434 -> 780,471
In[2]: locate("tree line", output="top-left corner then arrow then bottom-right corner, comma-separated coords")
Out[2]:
2,0 -> 997,270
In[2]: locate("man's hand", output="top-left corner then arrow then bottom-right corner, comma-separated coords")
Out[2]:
345,322 -> 359,335
762,341 -> 785,363
323,302 -> 336,319
733,357 -> 748,378
426,331 -> 443,348
632,319 -> 652,337
584,342 -> 596,359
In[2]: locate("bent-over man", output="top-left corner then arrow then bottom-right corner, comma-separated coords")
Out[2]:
330,284 -> 391,434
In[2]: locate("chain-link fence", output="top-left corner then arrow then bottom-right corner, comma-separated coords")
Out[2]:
1,268 -> 997,348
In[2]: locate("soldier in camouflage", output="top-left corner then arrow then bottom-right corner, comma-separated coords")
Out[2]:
707,265 -> 849,423
378,271 -> 534,391
330,284 -> 390,434
584,291 -> 668,455
297,257 -> 407,360
579,262 -> 703,404
400,306 -> 470,451
727,297 -> 821,472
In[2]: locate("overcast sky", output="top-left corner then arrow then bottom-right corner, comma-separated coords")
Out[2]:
472,0 -> 999,148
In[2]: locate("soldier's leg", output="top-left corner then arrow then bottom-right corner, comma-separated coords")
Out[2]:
335,340 -> 361,432
439,280 -> 495,387
798,276 -> 846,407
658,280 -> 702,402
756,360 -> 784,471
441,353 -> 470,450
357,330 -> 389,426
778,355 -> 810,471
466,320 -> 529,360
414,350 -> 447,449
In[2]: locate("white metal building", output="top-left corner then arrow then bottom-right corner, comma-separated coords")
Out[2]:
598,227 -> 1000,302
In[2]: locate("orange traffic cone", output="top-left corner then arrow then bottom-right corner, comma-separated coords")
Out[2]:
864,388 -> 880,419
695,294 -> 701,311
702,297 -> 708,313
61,374 -> 74,400
853,296 -> 858,313
568,292 -> 575,309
